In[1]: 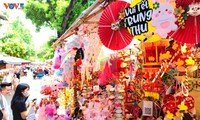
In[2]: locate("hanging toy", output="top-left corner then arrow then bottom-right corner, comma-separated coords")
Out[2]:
52,48 -> 62,69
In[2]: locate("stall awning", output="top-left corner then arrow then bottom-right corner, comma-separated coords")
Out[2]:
0,55 -> 31,64
52,0 -> 107,48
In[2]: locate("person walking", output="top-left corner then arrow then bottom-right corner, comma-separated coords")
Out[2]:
0,82 -> 12,120
11,83 -> 36,120
0,86 -> 8,120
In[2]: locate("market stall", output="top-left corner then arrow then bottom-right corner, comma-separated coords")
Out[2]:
39,0 -> 200,119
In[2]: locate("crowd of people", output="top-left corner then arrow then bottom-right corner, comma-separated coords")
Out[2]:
0,81 -> 38,120
0,64 -> 53,120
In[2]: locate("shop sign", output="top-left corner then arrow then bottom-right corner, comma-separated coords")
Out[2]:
124,0 -> 152,36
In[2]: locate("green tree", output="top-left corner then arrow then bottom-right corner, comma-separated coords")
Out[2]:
11,17 -> 32,44
36,37 -> 55,61
24,0 -> 88,38
0,17 -> 35,60
0,41 -> 26,58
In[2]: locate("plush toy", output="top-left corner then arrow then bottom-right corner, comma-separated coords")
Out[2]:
45,104 -> 57,116
152,0 -> 177,38
52,48 -> 62,69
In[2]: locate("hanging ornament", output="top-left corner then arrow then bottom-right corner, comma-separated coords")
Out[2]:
178,102 -> 188,112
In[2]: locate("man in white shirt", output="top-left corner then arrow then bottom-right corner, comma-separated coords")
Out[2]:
0,82 -> 12,120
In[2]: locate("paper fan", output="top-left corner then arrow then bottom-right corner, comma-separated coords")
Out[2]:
169,0 -> 200,44
98,1 -> 132,50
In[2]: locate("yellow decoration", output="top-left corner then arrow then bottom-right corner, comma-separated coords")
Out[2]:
175,111 -> 182,118
148,56 -> 155,61
58,87 -> 74,109
185,57 -> 195,65
181,44 -> 187,53
160,51 -> 172,61
178,102 -> 188,111
144,92 -> 159,99
174,6 -> 185,16
121,62 -> 128,67
176,58 -> 184,66
172,42 -> 179,50
166,111 -> 174,119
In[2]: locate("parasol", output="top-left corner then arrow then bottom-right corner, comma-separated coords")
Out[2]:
98,1 -> 132,50
169,0 -> 200,45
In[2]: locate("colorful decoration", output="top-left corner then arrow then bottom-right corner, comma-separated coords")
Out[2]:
175,58 -> 184,66
129,0 -> 161,42
178,102 -> 188,111
151,0 -> 177,38
185,57 -> 195,65
124,0 -> 153,36
166,111 -> 174,119
98,1 -> 132,50
170,0 -> 200,44
159,51 -> 172,61
52,48 -> 62,69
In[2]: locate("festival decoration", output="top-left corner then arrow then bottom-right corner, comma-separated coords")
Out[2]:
170,0 -> 200,44
128,0 -> 161,42
151,0 -> 177,38
124,0 -> 153,36
178,102 -> 188,111
98,1 -> 133,50
52,48 -> 62,69
141,39 -> 169,66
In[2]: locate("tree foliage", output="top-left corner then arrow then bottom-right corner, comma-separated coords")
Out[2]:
36,37 -> 55,61
24,0 -> 88,38
0,17 -> 35,60
23,0 -> 88,61
0,42 -> 26,58
11,17 -> 32,44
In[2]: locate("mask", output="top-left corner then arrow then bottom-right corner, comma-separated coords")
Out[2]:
23,91 -> 30,97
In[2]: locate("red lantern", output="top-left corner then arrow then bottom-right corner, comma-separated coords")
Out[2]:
164,101 -> 177,114
175,96 -> 184,105
184,95 -> 195,110
163,95 -> 175,104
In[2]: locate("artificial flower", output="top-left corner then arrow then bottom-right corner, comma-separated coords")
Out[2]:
175,111 -> 182,118
172,42 -> 179,50
153,2 -> 160,10
185,57 -> 195,65
176,58 -> 184,66
181,44 -> 187,53
174,6 -> 185,16
166,111 -> 174,119
178,102 -> 188,112
160,51 -> 172,61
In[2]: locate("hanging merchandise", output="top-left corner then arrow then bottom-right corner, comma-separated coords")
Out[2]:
98,1 -> 133,50
52,48 -> 62,69
151,0 -> 177,38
